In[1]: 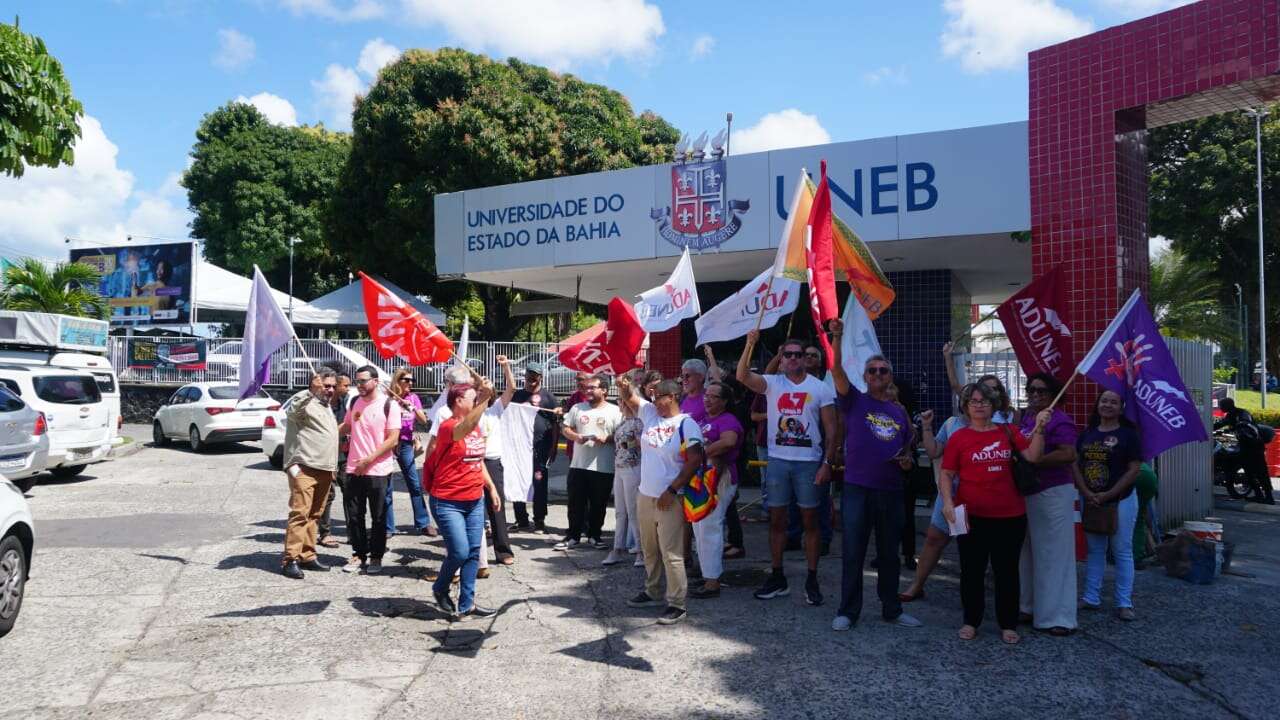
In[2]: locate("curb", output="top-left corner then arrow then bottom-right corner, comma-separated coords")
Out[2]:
110,441 -> 144,460
1214,497 -> 1280,516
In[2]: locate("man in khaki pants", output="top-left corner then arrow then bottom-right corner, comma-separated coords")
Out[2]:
282,369 -> 339,579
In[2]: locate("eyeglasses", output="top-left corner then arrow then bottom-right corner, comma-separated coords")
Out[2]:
781,351 -> 804,359
322,384 -> 336,390
967,398 -> 993,407
1026,386 -> 1051,395
866,367 -> 891,376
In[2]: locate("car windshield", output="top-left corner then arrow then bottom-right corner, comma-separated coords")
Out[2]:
207,386 -> 269,401
33,375 -> 102,405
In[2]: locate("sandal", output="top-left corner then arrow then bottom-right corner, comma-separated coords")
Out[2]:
318,536 -> 340,548
958,625 -> 977,641
499,555 -> 515,566
898,589 -> 925,603
1048,626 -> 1072,637
1001,630 -> 1020,645
722,546 -> 745,559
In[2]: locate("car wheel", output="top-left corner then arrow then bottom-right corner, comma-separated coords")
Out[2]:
189,426 -> 205,453
0,534 -> 27,638
50,464 -> 86,479
269,448 -> 283,469
152,421 -> 170,447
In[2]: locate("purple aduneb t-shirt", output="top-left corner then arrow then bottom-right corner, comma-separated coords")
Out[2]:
1019,408 -> 1079,493
837,387 -> 910,490
680,393 -> 707,424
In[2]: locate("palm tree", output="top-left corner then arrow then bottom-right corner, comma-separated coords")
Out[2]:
0,257 -> 107,319
1148,247 -> 1235,346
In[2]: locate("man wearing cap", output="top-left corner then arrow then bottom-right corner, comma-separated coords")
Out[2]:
510,361 -> 560,533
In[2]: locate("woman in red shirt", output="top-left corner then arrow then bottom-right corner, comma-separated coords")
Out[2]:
940,383 -> 1052,644
424,378 -> 501,620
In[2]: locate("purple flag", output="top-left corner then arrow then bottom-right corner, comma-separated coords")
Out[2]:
1076,290 -> 1208,459
238,266 -> 294,400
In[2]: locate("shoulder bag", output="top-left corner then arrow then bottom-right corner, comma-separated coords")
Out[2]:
678,419 -> 719,523
1000,423 -> 1040,496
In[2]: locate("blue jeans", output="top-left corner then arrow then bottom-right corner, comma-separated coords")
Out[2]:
386,440 -> 431,533
430,496 -> 485,613
1083,491 -> 1138,608
838,484 -> 905,622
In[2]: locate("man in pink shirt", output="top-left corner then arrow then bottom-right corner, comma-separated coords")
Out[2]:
338,364 -> 402,574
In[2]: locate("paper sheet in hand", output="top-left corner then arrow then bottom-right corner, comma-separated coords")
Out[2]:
948,503 -> 969,537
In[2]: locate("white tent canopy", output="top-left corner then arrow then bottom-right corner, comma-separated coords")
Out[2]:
306,276 -> 446,328
193,259 -> 331,324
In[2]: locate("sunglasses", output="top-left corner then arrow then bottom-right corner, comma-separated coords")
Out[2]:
322,384 -> 336,390
398,378 -> 413,383
356,377 -> 376,385
781,351 -> 804,359
866,367 -> 891,376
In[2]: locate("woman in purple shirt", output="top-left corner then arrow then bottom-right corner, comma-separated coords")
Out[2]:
387,368 -> 433,536
689,380 -> 742,599
1017,372 -> 1079,636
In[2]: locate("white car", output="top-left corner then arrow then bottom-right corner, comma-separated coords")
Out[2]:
260,399 -> 288,468
152,382 -> 280,452
0,365 -> 110,479
0,472 -> 34,638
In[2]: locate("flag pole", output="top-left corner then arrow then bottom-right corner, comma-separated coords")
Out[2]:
949,305 -> 1002,348
752,275 -> 777,333
1047,371 -> 1079,411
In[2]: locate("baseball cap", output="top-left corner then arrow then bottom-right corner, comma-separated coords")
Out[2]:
525,361 -> 545,376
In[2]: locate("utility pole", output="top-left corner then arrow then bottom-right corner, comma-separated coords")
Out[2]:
1247,109 -> 1268,408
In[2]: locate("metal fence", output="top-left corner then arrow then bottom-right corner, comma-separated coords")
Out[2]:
110,337 -> 647,397
1156,337 -> 1214,526
952,352 -> 1028,411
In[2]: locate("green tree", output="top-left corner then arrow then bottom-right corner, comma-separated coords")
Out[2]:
1,257 -> 105,318
0,19 -> 83,177
1149,106 -> 1279,372
328,48 -> 680,338
182,102 -> 350,299
1147,247 -> 1236,345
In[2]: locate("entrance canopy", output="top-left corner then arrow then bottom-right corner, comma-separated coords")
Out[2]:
306,277 -> 446,328
192,260 -> 330,324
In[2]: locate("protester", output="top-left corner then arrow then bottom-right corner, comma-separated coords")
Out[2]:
562,372 -> 590,464
900,370 -> 1013,602
280,370 -> 339,580
680,359 -> 709,423
338,365 -> 402,575
617,376 -> 703,625
641,371 -> 663,402
690,380 -> 743,599
939,383 -> 1051,644
317,372 -> 351,548
737,330 -> 838,606
826,321 -> 922,631
423,378 -> 502,620
606,368 -> 646,567
1074,390 -> 1143,621
479,355 -> 519,565
557,373 -> 622,551
1216,398 -> 1274,504
1016,372 -> 1079,635
510,362 -> 561,533
788,342 -> 834,556
387,367 -> 434,538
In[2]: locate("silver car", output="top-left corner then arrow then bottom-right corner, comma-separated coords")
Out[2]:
0,385 -> 49,493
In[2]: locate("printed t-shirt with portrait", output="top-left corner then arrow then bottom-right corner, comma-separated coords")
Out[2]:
838,386 -> 910,490
564,401 -> 622,473
345,393 -> 402,476
613,415 -> 643,469
430,417 -> 487,501
397,392 -> 423,442
636,400 -> 703,498
1076,425 -> 1141,501
511,388 -> 559,453
941,425 -> 1031,518
701,412 -> 743,485
764,374 -> 835,462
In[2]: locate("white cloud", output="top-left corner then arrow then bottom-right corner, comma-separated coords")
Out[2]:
234,92 -> 300,127
940,0 -> 1093,74
690,34 -> 714,60
311,38 -> 401,130
863,65 -> 908,85
213,28 -> 255,71
280,0 -> 386,21
0,116 -> 192,261
400,0 -> 664,69
732,110 -> 832,155
357,37 -> 401,77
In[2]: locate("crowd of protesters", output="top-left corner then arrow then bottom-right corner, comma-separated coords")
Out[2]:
277,327 -> 1163,636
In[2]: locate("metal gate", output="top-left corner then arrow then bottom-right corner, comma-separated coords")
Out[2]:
1156,337 -> 1214,527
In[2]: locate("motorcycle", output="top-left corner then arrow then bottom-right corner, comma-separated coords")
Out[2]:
1213,428 -> 1254,499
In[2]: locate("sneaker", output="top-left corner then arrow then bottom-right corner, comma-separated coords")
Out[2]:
434,589 -> 457,615
831,615 -> 853,632
627,546 -> 639,555
633,553 -> 645,567
590,538 -> 608,550
509,522 -> 531,533
753,574 -> 789,600
366,560 -> 383,575
689,584 -> 721,599
626,591 -> 661,608
1079,599 -> 1102,611
602,549 -> 626,566
657,606 -> 687,625
299,558 -> 327,572
804,576 -> 823,606
533,523 -> 547,535
893,612 -> 923,628
553,538 -> 580,551
1116,607 -> 1137,622
342,557 -> 363,574
462,605 -> 498,620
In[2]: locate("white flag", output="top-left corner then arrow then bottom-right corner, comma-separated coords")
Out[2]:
635,247 -> 701,332
695,266 -> 800,345
499,402 -> 540,502
239,266 -> 294,400
840,292 -> 882,393
455,316 -> 470,368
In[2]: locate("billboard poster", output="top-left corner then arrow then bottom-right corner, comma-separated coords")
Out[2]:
71,242 -> 195,326
128,339 -> 207,371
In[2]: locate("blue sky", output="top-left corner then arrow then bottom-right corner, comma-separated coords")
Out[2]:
1,0 -> 1190,261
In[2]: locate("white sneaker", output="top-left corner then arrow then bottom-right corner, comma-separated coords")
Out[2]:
342,558 -> 363,574
366,560 -> 383,575
633,553 -> 645,567
602,549 -> 626,566
832,615 -> 852,632
894,612 -> 923,628
627,547 -> 638,555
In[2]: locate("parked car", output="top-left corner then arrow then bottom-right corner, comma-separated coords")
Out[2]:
205,341 -> 315,387
152,382 -> 280,452
510,353 -> 581,396
0,349 -> 121,446
0,385 -> 49,493
260,398 -> 289,468
0,365 -> 110,479
0,473 -> 33,638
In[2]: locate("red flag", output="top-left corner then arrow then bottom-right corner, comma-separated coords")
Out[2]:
994,265 -> 1076,382
558,297 -> 646,375
359,272 -> 453,365
805,161 -> 838,369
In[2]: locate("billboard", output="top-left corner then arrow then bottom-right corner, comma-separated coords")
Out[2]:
71,242 -> 196,326
128,339 -> 207,371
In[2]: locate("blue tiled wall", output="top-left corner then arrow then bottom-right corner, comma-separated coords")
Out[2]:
873,270 -> 958,421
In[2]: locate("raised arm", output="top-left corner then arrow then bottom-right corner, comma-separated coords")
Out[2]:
943,342 -> 962,397
703,345 -> 725,382
736,329 -> 768,395
920,410 -> 943,459
828,318 -> 852,396
615,373 -> 642,414
497,355 -> 517,406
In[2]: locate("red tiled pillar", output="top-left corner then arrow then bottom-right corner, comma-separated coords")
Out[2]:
647,327 -> 683,379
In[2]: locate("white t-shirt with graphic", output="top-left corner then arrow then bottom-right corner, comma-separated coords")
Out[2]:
636,400 -> 703,498
564,401 -> 622,473
764,373 -> 835,462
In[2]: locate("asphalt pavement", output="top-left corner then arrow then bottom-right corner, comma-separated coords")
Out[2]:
2,428 -> 1278,719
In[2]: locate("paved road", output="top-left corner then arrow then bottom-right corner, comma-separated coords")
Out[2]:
3,434 -> 1279,720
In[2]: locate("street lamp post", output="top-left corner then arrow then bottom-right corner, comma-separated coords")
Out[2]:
1235,283 -> 1246,390
1247,109 -> 1268,408
287,237 -> 300,389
